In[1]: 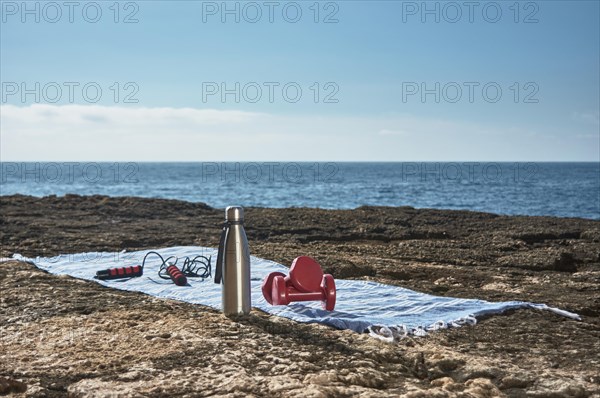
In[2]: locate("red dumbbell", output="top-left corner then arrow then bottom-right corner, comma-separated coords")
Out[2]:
261,256 -> 336,311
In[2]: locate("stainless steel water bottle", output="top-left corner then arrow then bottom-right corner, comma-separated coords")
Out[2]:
214,206 -> 251,315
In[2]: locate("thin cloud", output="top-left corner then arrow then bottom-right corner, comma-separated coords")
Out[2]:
572,111 -> 600,126
378,129 -> 412,136
1,104 -> 595,161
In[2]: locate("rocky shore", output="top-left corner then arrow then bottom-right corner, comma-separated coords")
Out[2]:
1,194 -> 599,397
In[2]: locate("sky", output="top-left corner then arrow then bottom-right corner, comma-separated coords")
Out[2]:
1,0 -> 599,161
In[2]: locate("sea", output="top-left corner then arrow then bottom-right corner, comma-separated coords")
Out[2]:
1,162 -> 598,220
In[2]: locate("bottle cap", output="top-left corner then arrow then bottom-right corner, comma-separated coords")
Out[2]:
225,206 -> 244,222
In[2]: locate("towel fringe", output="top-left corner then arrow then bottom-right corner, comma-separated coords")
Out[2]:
367,314 -> 477,343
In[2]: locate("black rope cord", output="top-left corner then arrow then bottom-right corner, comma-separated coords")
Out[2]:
180,255 -> 212,279
142,251 -> 212,281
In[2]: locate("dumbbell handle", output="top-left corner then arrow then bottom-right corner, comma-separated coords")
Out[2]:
286,290 -> 326,302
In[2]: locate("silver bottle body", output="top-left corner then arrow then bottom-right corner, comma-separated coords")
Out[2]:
221,219 -> 251,315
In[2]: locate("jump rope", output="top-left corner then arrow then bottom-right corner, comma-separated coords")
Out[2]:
94,251 -> 212,286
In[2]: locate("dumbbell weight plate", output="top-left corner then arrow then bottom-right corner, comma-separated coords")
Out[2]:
261,272 -> 286,305
321,274 -> 336,311
272,275 -> 289,306
289,256 -> 324,293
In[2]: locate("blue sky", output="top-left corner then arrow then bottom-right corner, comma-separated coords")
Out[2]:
1,0 -> 599,161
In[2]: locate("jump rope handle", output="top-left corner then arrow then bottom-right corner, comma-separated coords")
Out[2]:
96,265 -> 143,280
166,264 -> 187,286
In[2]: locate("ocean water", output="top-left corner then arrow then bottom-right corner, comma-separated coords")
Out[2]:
1,162 -> 598,220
